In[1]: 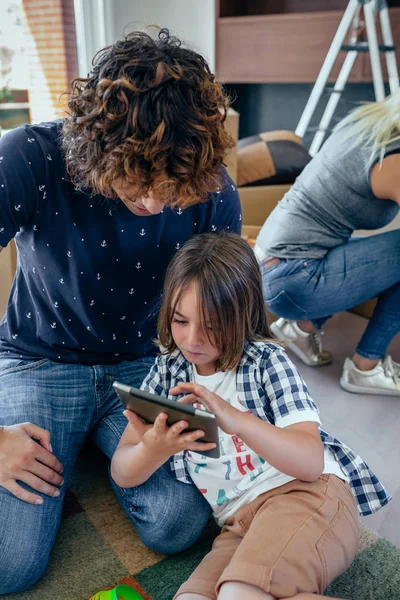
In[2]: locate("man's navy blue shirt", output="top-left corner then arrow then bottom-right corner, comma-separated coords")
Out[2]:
0,121 -> 242,365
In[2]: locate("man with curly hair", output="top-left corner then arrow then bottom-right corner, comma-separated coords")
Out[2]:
0,29 -> 241,593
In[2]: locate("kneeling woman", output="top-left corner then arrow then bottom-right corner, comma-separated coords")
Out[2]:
257,92 -> 400,395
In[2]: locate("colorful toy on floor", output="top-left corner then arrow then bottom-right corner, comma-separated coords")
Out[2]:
89,583 -> 144,600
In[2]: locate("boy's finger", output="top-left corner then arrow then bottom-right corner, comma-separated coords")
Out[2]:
124,410 -> 145,427
153,412 -> 168,432
169,419 -> 189,436
178,393 -> 197,404
170,382 -> 198,395
180,429 -> 206,443
186,442 -> 217,452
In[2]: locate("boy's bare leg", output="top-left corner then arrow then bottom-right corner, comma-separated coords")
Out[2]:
175,594 -> 209,600
177,584 -> 347,599
218,582 -> 274,599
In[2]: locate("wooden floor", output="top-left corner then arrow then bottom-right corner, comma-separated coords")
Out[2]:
287,311 -> 400,549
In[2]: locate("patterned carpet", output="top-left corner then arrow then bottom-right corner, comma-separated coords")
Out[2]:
5,446 -> 400,600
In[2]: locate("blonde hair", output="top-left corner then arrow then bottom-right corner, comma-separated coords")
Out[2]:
336,90 -> 400,164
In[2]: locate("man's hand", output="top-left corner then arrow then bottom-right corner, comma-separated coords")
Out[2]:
124,409 -> 217,460
170,382 -> 244,435
0,423 -> 64,505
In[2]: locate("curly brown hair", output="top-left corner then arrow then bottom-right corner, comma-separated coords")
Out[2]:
62,28 -> 234,207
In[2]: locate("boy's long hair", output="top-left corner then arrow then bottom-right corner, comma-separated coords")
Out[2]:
157,232 -> 271,371
335,90 -> 400,164
62,29 -> 233,207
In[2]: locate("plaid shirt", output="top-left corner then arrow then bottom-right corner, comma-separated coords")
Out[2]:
141,341 -> 391,516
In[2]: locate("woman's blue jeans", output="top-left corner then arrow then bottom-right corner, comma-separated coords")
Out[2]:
261,229 -> 400,360
0,357 -> 211,594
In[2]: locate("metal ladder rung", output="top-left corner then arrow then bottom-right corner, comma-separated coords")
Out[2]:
341,43 -> 396,52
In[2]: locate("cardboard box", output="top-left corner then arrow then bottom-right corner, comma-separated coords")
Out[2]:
239,184 -> 291,239
238,184 -> 291,324
223,107 -> 239,184
0,241 -> 17,318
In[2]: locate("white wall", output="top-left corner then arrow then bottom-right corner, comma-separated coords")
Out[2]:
74,0 -> 216,76
112,0 -> 215,72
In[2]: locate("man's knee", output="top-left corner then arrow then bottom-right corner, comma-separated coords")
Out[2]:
136,503 -> 212,555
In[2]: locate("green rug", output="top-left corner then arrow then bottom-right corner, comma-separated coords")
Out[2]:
5,447 -> 400,600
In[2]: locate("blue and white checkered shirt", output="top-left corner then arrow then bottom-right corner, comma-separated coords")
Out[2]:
141,341 -> 391,516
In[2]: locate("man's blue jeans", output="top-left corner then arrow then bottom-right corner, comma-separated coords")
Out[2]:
0,357 -> 211,594
261,230 -> 400,360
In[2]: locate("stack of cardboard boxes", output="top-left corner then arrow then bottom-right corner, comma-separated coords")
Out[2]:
224,108 -> 291,243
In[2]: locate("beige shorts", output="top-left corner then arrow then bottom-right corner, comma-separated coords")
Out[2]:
175,475 -> 359,599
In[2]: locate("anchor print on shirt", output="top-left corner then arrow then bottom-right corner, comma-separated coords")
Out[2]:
51,323 -> 57,329
101,240 -> 107,247
176,208 -> 183,215
0,227 -> 4,233
53,302 -> 59,308
26,312 -> 32,319
97,273 -> 101,280
135,262 -> 141,269
67,251 -> 72,258
175,243 -> 180,250
33,225 -> 37,231
14,205 -> 21,212
27,138 -> 35,143
39,185 -> 45,192
89,300 -> 95,306
211,225 -> 217,232
0,156 -> 3,163
11,333 -> 18,339
113,333 -> 117,340
138,331 -> 142,338
47,154 -> 52,161
59,278 -> 65,284
140,228 -> 146,236
129,288 -> 135,295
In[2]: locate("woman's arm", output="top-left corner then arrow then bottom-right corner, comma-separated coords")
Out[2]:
371,153 -> 400,204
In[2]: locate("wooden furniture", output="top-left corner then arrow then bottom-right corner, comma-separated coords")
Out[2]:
215,0 -> 400,83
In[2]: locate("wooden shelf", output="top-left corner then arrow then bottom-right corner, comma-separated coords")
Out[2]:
215,7 -> 400,84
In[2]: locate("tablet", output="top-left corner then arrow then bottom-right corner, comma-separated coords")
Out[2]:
113,381 -> 220,458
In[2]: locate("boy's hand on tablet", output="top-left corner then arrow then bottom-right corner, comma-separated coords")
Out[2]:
124,409 -> 216,458
171,382 -> 243,435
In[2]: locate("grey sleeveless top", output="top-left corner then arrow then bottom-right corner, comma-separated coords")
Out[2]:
256,125 -> 400,259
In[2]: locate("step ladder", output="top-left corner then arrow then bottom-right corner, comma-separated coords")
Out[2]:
295,0 -> 399,156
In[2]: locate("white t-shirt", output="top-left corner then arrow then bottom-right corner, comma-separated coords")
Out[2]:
186,366 -> 347,526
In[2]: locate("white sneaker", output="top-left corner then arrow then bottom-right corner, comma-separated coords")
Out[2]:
340,355 -> 400,396
270,318 -> 332,367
